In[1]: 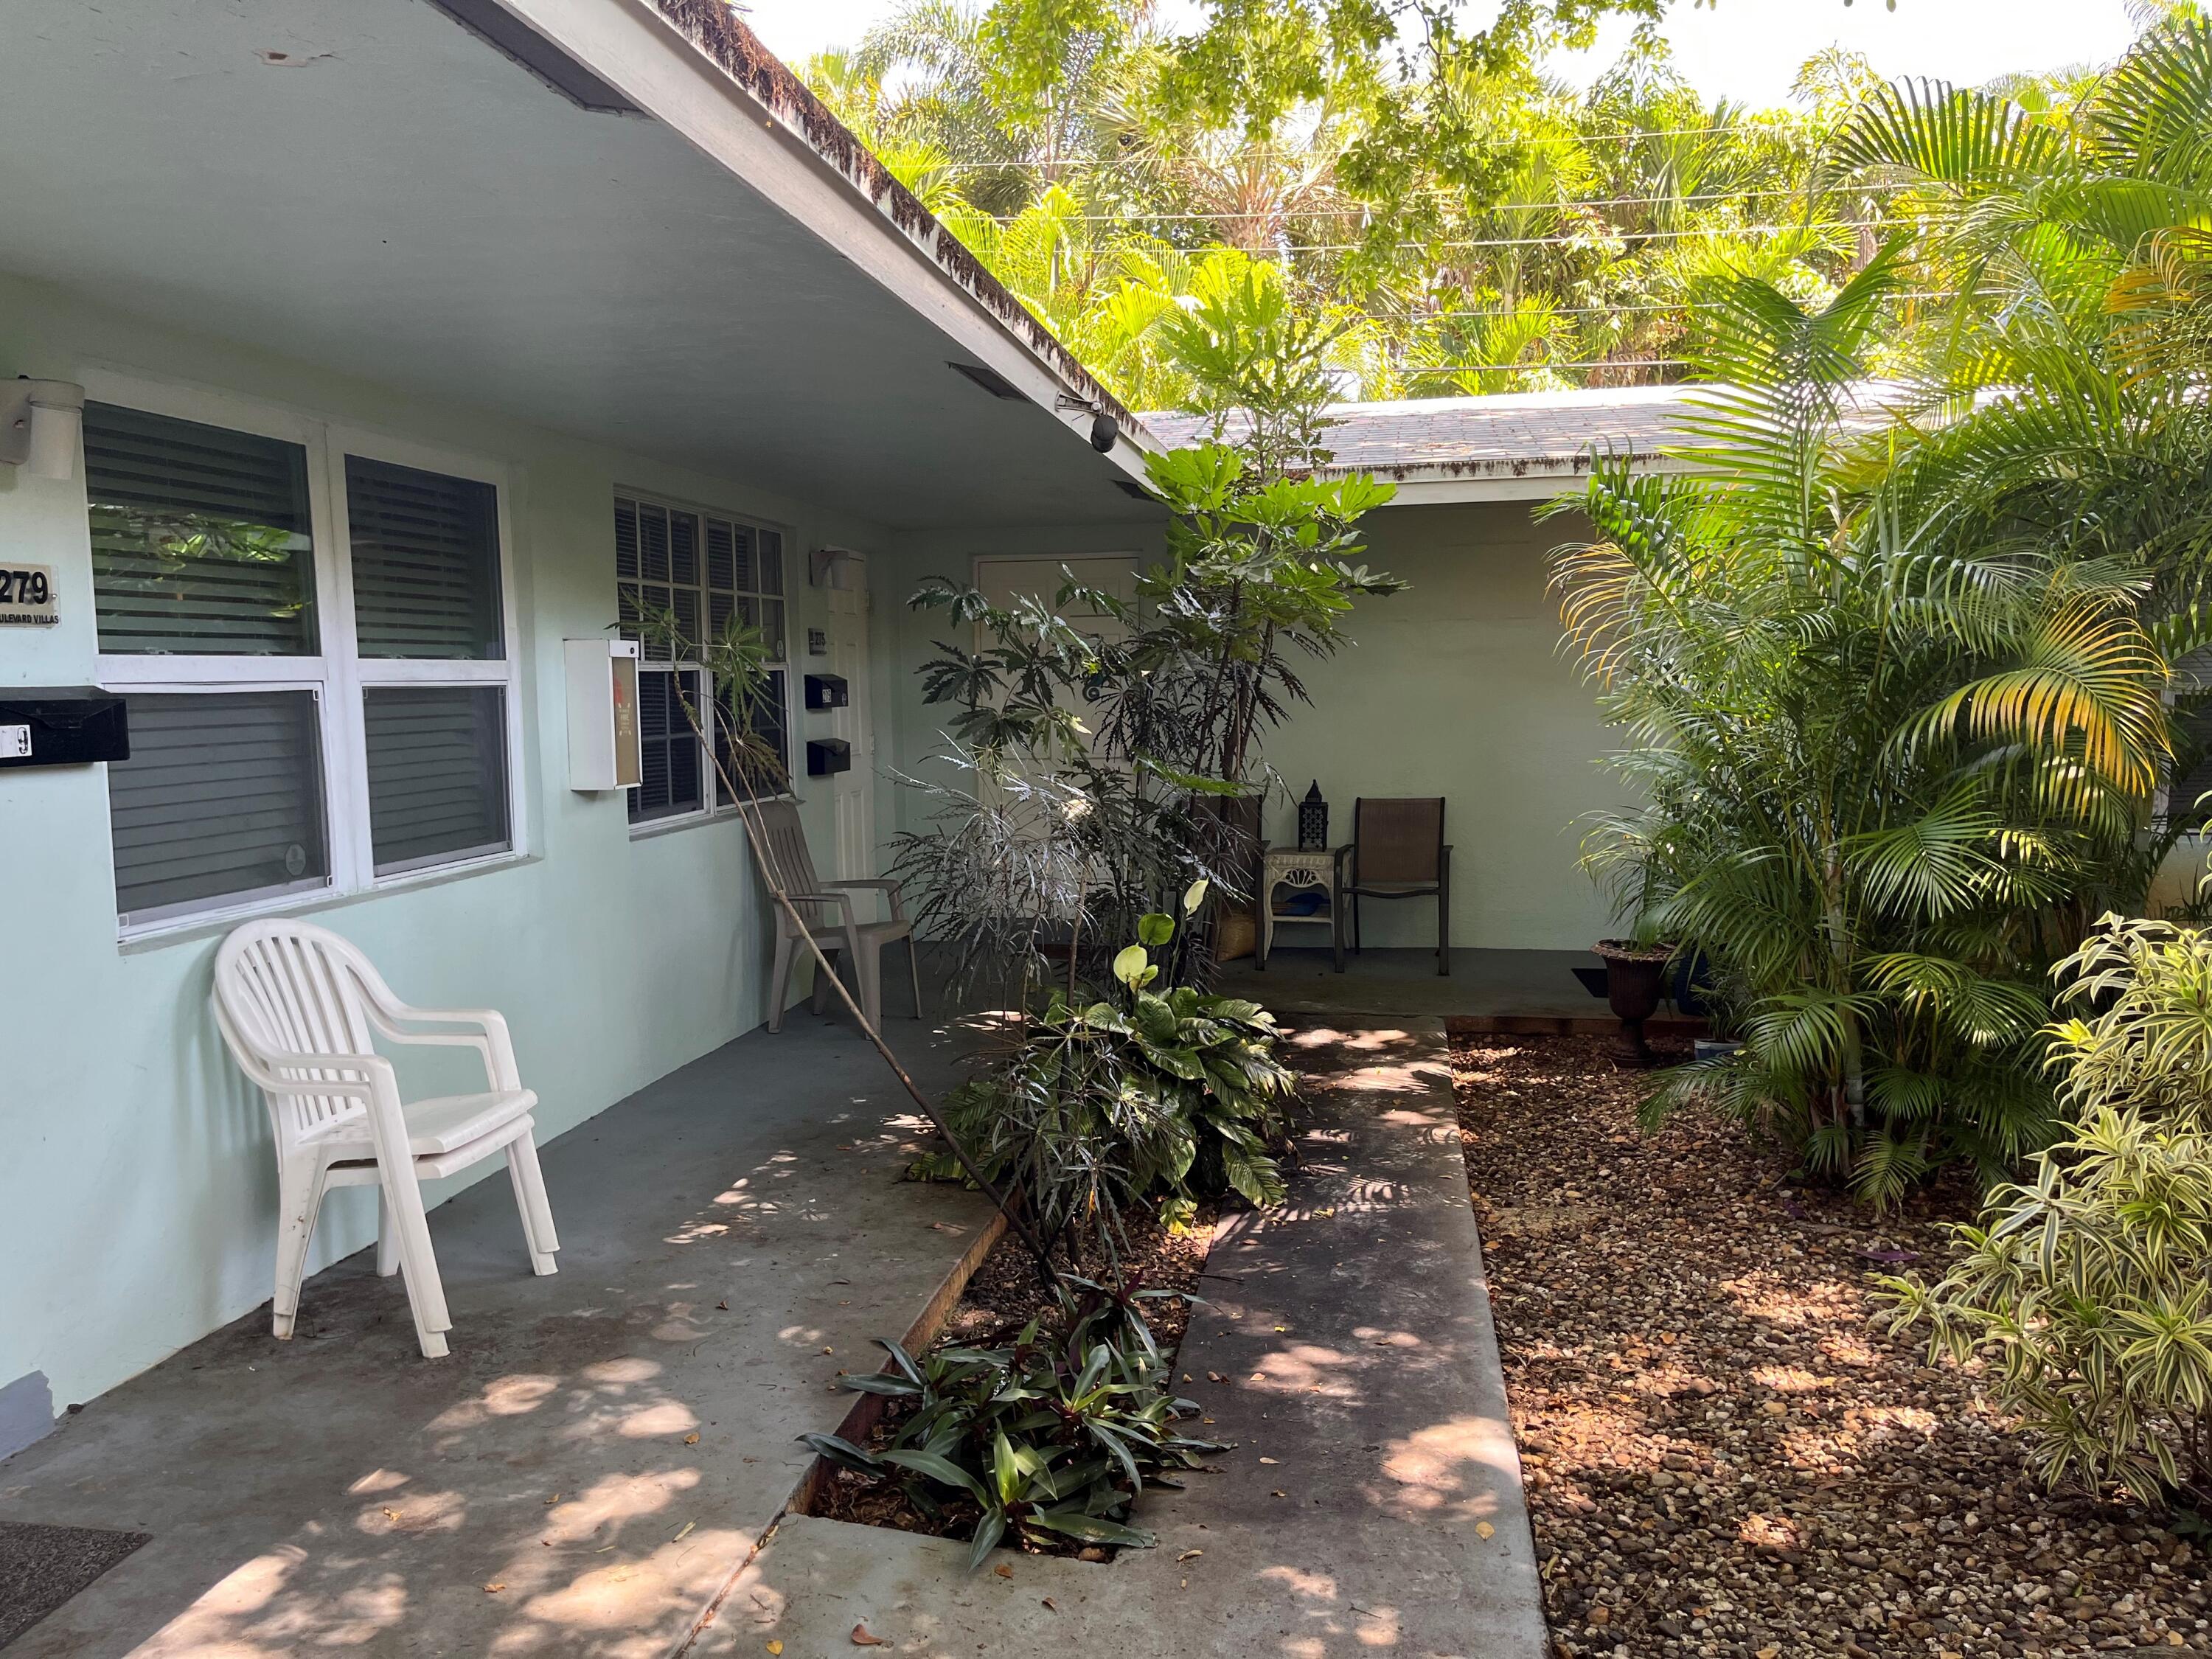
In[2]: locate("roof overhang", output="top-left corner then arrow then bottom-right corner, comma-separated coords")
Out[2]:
0,0 -> 1165,529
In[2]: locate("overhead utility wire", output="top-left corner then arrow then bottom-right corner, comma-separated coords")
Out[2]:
927,116 -> 1846,172
1284,218 -> 1898,252
1366,292 -> 1958,320
1033,182 -> 1921,222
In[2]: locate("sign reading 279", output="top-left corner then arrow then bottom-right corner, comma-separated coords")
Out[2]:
0,565 -> 58,627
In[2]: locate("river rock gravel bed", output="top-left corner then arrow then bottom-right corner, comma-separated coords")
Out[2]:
1449,1029 -> 2212,1659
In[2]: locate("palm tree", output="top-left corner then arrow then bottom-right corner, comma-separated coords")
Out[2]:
1551,245 -> 2175,1204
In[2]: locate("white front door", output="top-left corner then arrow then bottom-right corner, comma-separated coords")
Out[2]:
822,554 -> 874,881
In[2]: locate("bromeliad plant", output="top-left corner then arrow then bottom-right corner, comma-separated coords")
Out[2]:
914,886 -> 1295,1264
801,1287 -> 1222,1567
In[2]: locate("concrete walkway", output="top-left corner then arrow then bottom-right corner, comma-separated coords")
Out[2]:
1220,947 -> 1604,1020
0,1009 -> 995,1659
698,1021 -> 1547,1659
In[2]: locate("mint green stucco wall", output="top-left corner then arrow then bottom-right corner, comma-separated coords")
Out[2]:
872,498 -> 1621,954
0,271 -> 886,1416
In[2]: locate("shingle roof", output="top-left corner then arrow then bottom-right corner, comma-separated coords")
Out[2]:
1139,386 -> 1698,483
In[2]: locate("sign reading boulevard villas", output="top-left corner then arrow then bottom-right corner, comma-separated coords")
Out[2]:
0,565 -> 57,626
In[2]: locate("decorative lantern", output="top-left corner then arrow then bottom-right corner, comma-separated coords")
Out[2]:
1298,780 -> 1329,850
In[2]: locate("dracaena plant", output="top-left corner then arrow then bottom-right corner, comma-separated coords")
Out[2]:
891,327 -> 1400,1004
801,1287 -> 1222,1568
913,885 -> 1295,1265
1881,917 -> 2212,1511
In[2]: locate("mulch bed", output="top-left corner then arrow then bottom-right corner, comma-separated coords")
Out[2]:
807,1202 -> 1214,1552
1449,1029 -> 2212,1659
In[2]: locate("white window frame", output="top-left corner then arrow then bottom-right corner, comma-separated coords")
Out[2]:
88,372 -> 526,940
615,487 -> 795,838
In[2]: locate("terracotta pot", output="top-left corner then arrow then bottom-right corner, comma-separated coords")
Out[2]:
1594,939 -> 1669,1068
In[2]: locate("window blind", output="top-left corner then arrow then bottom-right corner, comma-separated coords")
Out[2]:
83,403 -> 318,655
108,692 -> 329,924
346,458 -> 504,659
632,669 -> 703,821
364,686 -> 512,874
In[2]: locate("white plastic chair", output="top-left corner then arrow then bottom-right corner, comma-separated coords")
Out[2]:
211,919 -> 559,1359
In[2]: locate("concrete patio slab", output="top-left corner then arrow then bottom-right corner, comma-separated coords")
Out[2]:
697,1020 -> 1547,1659
1220,947 -> 1605,1019
0,1007 -> 995,1659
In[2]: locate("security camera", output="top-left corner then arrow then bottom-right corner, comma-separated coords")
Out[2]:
1059,393 -> 1119,453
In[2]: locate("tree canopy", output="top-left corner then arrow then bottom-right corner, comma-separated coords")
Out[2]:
792,0 -> 2154,410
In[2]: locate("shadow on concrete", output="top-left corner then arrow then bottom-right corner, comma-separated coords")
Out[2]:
0,1014 -> 995,1659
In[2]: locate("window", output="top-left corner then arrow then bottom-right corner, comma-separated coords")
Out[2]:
109,692 -> 328,925
90,392 -> 520,934
84,405 -> 319,655
614,495 -> 790,825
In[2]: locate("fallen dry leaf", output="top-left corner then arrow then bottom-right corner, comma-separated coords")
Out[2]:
717,1299 -> 731,1311
1270,1489 -> 1287,1498
684,1433 -> 700,1445
543,1493 -> 561,1506
992,1562 -> 1012,1579
1177,1548 -> 1203,1562
1041,1598 -> 1058,1612
767,1643 -> 783,1656
1206,1371 -> 1224,1382
1258,1456 -> 1279,1465
483,1582 -> 507,1594
1475,1521 -> 1496,1540
675,1521 -> 696,1541
851,1623 -> 887,1646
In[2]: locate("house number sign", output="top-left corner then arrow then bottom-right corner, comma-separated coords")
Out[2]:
0,565 -> 58,627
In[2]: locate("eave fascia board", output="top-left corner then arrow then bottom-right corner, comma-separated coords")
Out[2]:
484,0 -> 1163,476
1340,453 -> 1694,507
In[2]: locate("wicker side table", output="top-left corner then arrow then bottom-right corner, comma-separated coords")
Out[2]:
1256,844 -> 1349,971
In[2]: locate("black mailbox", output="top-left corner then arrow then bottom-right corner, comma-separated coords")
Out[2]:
0,688 -> 130,769
804,673 -> 849,711
807,737 -> 852,776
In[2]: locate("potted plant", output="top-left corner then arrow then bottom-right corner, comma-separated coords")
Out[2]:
1592,938 -> 1672,1068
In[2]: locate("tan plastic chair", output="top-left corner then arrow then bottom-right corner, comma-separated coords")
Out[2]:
1346,797 -> 1453,976
755,799 -> 922,1032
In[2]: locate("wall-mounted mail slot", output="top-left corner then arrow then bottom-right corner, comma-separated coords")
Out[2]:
0,688 -> 129,769
804,673 -> 849,711
807,737 -> 852,776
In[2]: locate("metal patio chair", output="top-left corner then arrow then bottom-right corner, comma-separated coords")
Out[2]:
756,799 -> 922,1032
1346,796 -> 1452,975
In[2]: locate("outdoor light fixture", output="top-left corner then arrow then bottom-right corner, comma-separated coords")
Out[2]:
810,546 -> 861,589
0,379 -> 86,481
1056,394 -> 1120,453
1298,781 -> 1330,851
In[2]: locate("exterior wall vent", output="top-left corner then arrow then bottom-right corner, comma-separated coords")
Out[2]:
947,361 -> 1026,402
423,0 -> 647,116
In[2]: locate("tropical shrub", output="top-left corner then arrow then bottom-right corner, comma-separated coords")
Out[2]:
894,431 -> 1399,996
1882,917 -> 2212,1509
802,1287 -> 1220,1567
1549,250 -> 2177,1204
914,894 -> 1295,1264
